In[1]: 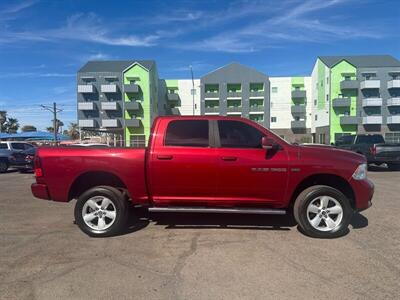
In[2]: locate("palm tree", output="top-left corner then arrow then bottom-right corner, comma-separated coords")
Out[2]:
5,118 -> 19,133
67,122 -> 79,140
0,111 -> 7,133
21,125 -> 37,132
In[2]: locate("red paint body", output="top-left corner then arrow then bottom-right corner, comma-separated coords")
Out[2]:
31,116 -> 374,211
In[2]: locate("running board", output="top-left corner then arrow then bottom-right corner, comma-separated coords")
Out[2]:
148,207 -> 286,215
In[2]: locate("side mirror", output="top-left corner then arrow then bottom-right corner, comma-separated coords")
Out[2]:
262,137 -> 274,150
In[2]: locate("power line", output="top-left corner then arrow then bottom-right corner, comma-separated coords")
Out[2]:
40,102 -> 63,142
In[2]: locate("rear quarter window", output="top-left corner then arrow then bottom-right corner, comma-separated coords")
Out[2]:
0,143 -> 8,149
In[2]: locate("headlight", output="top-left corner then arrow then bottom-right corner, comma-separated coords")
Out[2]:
352,163 -> 367,180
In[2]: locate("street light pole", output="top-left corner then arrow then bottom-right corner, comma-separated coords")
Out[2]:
190,65 -> 195,116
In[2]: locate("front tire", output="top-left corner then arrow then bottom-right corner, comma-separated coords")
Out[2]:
74,186 -> 129,237
0,160 -> 8,173
294,185 -> 353,238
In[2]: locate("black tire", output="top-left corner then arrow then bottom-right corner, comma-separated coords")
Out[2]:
387,163 -> 400,171
0,160 -> 9,173
74,186 -> 129,237
294,185 -> 353,238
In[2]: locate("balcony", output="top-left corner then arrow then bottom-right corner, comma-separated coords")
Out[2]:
291,120 -> 306,128
204,107 -> 220,113
340,116 -> 359,125
101,84 -> 117,93
124,83 -> 139,93
340,80 -> 358,90
125,119 -> 141,128
362,98 -> 382,107
249,91 -> 264,98
291,105 -> 306,114
204,92 -> 219,99
227,91 -> 242,99
78,102 -> 95,110
332,97 -> 351,108
78,119 -> 95,128
388,80 -> 400,89
291,90 -> 306,99
387,97 -> 400,106
78,84 -> 94,93
125,102 -> 140,111
101,119 -> 119,128
101,102 -> 118,110
226,106 -> 242,112
167,93 -> 179,101
387,116 -> 400,124
360,80 -> 380,89
249,106 -> 264,112
362,116 -> 382,124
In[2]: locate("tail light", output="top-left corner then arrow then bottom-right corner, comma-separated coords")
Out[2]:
25,155 -> 34,162
370,146 -> 377,156
34,156 -> 43,177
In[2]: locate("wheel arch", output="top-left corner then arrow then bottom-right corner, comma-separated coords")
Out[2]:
68,171 -> 129,201
289,173 -> 356,210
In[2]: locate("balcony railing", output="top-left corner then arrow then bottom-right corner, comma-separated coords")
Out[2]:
101,102 -> 118,110
78,84 -> 94,93
340,80 -> 358,90
249,91 -> 264,98
101,84 -> 117,93
332,97 -> 351,108
387,97 -> 400,106
388,80 -> 400,89
291,120 -> 306,128
101,119 -> 119,128
78,102 -> 95,110
204,92 -> 219,99
360,80 -> 380,89
167,93 -> 179,101
227,91 -> 242,98
249,106 -> 264,112
125,119 -> 141,128
362,116 -> 382,124
340,116 -> 359,125
78,119 -> 95,128
362,98 -> 382,107
125,101 -> 140,111
291,90 -> 306,99
387,116 -> 400,124
226,106 -> 242,112
291,105 -> 306,114
204,107 -> 220,113
124,83 -> 139,93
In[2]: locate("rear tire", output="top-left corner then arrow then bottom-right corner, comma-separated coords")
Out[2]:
294,185 -> 353,238
0,160 -> 8,173
387,163 -> 400,171
74,186 -> 129,237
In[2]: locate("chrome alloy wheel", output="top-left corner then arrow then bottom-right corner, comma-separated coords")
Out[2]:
82,196 -> 116,231
306,196 -> 343,232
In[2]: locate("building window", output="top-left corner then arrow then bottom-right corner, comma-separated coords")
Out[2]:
165,120 -> 209,147
271,87 -> 278,93
315,115 -> 318,121
314,99 -> 317,106
326,77 -> 329,84
385,132 -> 400,143
271,117 -> 277,122
319,133 -> 326,144
326,95 -> 329,102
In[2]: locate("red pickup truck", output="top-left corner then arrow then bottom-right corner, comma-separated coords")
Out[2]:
31,116 -> 374,238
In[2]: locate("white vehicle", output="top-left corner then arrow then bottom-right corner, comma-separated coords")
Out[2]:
0,141 -> 35,152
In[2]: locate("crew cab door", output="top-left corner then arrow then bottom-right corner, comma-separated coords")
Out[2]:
214,120 -> 289,205
148,119 -> 217,203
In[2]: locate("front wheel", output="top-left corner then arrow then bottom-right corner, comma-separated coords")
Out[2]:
0,160 -> 9,173
74,186 -> 129,237
294,185 -> 353,238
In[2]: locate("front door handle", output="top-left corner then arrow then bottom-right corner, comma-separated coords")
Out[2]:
157,155 -> 173,160
221,156 -> 237,161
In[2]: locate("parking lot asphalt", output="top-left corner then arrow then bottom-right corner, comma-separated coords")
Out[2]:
1,168 -> 400,300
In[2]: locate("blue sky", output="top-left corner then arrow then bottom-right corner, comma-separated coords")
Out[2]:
0,0 -> 399,130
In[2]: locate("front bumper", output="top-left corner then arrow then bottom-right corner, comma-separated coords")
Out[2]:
31,183 -> 51,200
350,177 -> 374,211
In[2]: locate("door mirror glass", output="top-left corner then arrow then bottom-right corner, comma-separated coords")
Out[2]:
262,137 -> 274,150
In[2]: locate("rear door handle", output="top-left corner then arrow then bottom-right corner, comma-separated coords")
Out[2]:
157,155 -> 173,160
221,156 -> 237,161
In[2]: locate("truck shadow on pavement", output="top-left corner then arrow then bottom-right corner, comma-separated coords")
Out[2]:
118,209 -> 368,238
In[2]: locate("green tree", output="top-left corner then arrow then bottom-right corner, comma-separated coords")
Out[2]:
46,126 -> 54,133
67,122 -> 79,140
5,117 -> 19,133
0,111 -> 7,132
21,125 -> 37,132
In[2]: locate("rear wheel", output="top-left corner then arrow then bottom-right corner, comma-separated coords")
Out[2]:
0,160 -> 8,173
74,186 -> 129,237
294,185 -> 353,238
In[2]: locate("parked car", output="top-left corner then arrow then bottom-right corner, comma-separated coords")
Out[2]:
31,116 -> 374,238
335,134 -> 400,170
9,147 -> 36,173
0,141 -> 36,152
0,149 -> 13,173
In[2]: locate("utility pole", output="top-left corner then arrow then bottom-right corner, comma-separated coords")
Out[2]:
190,65 -> 195,116
40,102 -> 63,144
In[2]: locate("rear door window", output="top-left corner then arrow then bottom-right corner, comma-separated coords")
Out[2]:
11,143 -> 26,150
165,120 -> 209,147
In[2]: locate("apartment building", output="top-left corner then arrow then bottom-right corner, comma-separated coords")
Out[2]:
200,63 -> 270,128
311,55 -> 400,144
77,60 -> 160,147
